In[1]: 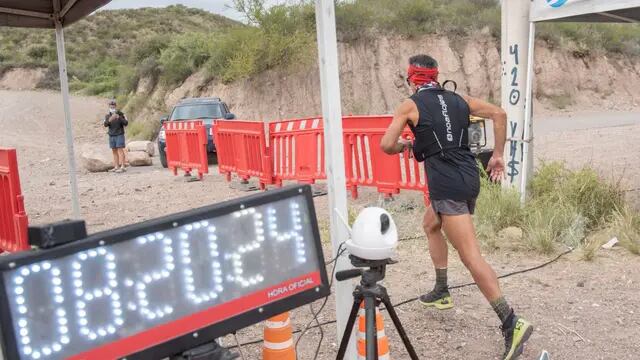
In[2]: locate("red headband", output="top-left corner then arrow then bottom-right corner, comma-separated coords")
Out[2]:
407,64 -> 439,86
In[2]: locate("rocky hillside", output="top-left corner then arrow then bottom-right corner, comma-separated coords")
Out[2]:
0,5 -> 239,94
4,33 -> 639,136
131,34 -> 640,124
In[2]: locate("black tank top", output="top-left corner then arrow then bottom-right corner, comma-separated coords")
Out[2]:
408,84 -> 480,201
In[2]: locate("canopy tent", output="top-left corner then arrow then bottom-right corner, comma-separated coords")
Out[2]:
0,0 -> 110,28
503,0 -> 640,203
0,0 -> 112,218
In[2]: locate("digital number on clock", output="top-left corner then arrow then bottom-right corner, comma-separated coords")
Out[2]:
0,190 -> 325,360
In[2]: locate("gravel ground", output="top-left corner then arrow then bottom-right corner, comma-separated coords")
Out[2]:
1,90 -> 639,360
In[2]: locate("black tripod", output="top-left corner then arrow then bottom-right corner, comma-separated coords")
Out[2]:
335,256 -> 419,360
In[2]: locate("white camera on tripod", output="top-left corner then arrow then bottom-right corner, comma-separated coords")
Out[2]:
345,207 -> 398,260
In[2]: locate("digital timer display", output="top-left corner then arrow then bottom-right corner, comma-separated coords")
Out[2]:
0,186 -> 328,360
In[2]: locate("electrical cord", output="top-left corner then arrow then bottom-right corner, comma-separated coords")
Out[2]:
294,242 -> 346,359
391,246 -> 574,308
227,243 -> 575,354
232,332 -> 247,360
308,302 -> 324,360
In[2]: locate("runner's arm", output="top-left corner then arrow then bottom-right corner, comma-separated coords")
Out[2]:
381,99 -> 416,155
463,95 -> 506,181
462,95 -> 506,157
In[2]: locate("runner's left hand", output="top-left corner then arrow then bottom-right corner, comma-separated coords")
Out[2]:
486,155 -> 505,182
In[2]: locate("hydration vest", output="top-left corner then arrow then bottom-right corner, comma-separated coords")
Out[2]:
408,83 -> 470,162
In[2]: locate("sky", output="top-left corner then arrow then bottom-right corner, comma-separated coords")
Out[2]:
103,0 -> 282,21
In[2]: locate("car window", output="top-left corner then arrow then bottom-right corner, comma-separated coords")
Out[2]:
170,104 -> 223,121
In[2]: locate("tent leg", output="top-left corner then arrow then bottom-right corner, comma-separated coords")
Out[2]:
55,19 -> 81,219
520,22 -> 536,204
314,0 -> 356,358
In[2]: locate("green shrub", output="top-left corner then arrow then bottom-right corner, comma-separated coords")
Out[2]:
158,33 -> 215,85
126,120 -> 158,141
538,22 -> 640,56
475,161 -> 632,255
521,199 -> 584,254
26,45 -> 55,62
335,1 -> 377,41
608,207 -> 640,255
123,94 -> 148,118
475,175 -> 523,240
529,162 -> 624,229
384,0 -> 437,36
205,27 -> 260,83
582,207 -> 640,259
205,3 -> 315,84
81,58 -> 120,96
528,161 -> 567,199
116,65 -> 138,95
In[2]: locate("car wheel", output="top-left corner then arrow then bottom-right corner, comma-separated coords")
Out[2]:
160,147 -> 168,168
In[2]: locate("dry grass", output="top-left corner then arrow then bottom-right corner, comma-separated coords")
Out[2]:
475,162 -> 635,256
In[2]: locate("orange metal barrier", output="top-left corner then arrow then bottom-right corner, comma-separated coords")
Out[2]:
342,116 -> 429,204
213,120 -> 273,189
164,120 -> 209,180
0,148 -> 29,252
269,117 -> 326,185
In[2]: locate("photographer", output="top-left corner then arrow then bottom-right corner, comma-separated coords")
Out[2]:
381,55 -> 532,360
104,99 -> 128,173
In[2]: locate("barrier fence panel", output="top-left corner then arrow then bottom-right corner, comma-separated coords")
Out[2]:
213,120 -> 273,189
342,116 -> 429,204
164,120 -> 209,180
269,118 -> 326,185
213,115 -> 429,204
0,148 -> 29,252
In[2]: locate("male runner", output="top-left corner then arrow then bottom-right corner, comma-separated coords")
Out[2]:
380,54 -> 533,360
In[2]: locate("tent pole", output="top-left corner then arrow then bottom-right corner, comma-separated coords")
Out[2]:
314,0 -> 356,357
54,18 -> 81,219
519,22 -> 536,203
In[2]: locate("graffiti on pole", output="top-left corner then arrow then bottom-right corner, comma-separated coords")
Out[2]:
506,43 -> 522,182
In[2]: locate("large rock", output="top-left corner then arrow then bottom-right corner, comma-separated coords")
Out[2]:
128,151 -> 152,166
127,141 -> 155,156
81,147 -> 114,173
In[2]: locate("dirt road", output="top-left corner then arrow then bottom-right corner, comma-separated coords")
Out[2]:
1,90 -> 639,359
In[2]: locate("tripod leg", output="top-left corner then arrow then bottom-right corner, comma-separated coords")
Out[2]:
336,298 -> 362,360
364,295 -> 378,360
380,295 -> 420,360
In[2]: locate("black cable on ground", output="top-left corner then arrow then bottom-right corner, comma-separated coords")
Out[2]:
228,241 -> 574,352
391,247 -> 574,308
293,243 -> 346,359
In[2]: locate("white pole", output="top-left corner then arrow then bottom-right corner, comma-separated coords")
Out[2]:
54,19 -> 81,218
501,0 -> 531,194
314,0 -> 356,357
519,22 -> 536,203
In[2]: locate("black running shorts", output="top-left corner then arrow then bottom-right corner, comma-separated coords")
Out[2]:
430,198 -> 477,215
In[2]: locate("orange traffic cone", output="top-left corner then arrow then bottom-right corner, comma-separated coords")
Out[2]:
357,302 -> 390,360
263,312 -> 296,360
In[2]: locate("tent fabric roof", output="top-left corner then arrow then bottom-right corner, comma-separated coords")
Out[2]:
531,0 -> 640,23
0,0 -> 111,28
